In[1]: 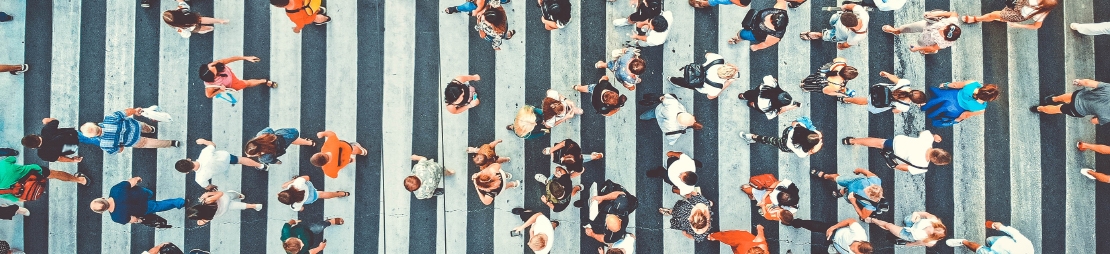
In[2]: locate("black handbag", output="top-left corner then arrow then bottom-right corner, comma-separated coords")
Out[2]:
138,214 -> 172,229
878,150 -> 927,170
999,0 -> 1018,9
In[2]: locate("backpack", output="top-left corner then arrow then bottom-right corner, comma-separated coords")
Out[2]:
800,72 -> 829,92
923,87 -> 965,128
0,171 -> 48,201
680,59 -> 725,89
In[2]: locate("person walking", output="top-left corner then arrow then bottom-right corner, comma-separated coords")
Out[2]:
740,75 -> 800,120
646,151 -> 701,197
1032,79 -> 1110,125
510,208 -> 557,254
946,221 -> 1033,254
175,139 -> 268,188
90,177 -> 184,225
0,64 -> 27,75
574,76 -> 627,116
541,89 -> 584,129
669,52 -> 739,100
842,130 -> 952,174
578,180 -> 638,245
405,154 -> 455,199
1,153 -> 89,202
199,56 -> 276,99
726,0 -> 790,51
534,166 -> 582,212
660,191 -> 713,243
789,218 -> 873,254
539,0 -> 571,30
475,4 -> 515,50
186,188 -> 262,226
595,47 -> 644,91
162,0 -> 228,38
812,168 -> 884,219
1071,22 -> 1110,35
613,0 -> 662,28
800,57 -> 860,99
739,118 -> 824,157
707,225 -> 768,254
962,0 -> 1056,30
741,174 -> 799,224
624,12 -> 672,47
277,175 -> 349,212
543,139 -> 603,177
22,117 -> 99,163
271,0 -> 331,33
309,130 -> 368,178
445,74 -> 483,114
244,127 -> 315,165
468,139 -> 510,170
472,162 -> 520,205
881,11 -> 961,54
864,211 -> 946,247
444,0 -> 510,15
639,94 -> 703,145
281,218 -> 344,254
923,80 -> 1000,127
801,3 -> 869,50
840,71 -> 926,114
81,108 -> 180,154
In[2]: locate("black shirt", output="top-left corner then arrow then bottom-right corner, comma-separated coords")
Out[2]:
551,139 -> 584,173
35,119 -> 81,162
546,172 -> 574,212
745,8 -> 789,42
590,80 -> 624,115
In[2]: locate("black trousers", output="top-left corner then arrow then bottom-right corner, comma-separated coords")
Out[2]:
790,219 -> 835,234
843,0 -> 877,7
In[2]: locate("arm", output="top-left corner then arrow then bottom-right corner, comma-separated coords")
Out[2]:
454,74 -> 481,83
308,241 -> 327,254
751,36 -> 781,51
944,80 -> 973,89
446,103 -> 475,114
316,130 -> 337,139
215,56 -> 253,64
911,44 -> 942,54
894,164 -> 910,172
837,42 -> 852,50
826,218 -> 857,239
513,213 -> 543,232
196,138 -> 216,147
847,193 -> 874,219
841,3 -> 857,10
204,87 -> 224,98
956,111 -> 984,121
282,176 -> 308,189
147,243 -> 168,254
925,11 -> 957,19
130,216 -> 142,224
853,168 -> 877,177
56,156 -> 82,163
754,224 -> 766,242
595,191 -> 624,202
472,0 -> 487,16
585,229 -> 606,243
128,177 -> 142,188
773,0 -> 787,9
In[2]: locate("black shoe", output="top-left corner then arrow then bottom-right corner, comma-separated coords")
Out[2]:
433,188 -> 445,196
140,0 -> 151,8
511,208 -> 525,215
0,15 -> 12,22
1030,106 -> 1042,114
646,166 -> 666,178
0,148 -> 18,157
668,77 -> 685,85
257,164 -> 269,172
171,140 -> 181,147
444,6 -> 459,14
1041,95 -> 1059,105
573,200 -> 585,208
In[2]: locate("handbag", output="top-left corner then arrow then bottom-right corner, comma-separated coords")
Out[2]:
140,105 -> 173,122
0,171 -> 48,202
878,150 -> 927,171
138,214 -> 172,228
998,0 -> 1018,9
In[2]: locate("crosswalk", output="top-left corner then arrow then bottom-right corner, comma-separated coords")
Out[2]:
0,0 -> 1108,253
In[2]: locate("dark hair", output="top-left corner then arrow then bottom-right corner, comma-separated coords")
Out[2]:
857,242 -> 874,254
198,62 -> 226,83
839,66 -> 859,80
21,135 -> 41,148
776,184 -> 800,207
786,0 -> 807,8
310,153 -> 329,167
602,92 -> 627,107
769,12 -> 787,30
944,24 -> 962,41
840,12 -> 859,28
175,159 -> 194,173
162,9 -> 200,28
483,8 -> 505,26
908,90 -> 927,104
277,188 -> 306,205
186,202 -> 218,221
629,58 -> 646,75
548,1 -> 570,21
444,81 -> 469,105
548,181 -> 566,199
975,84 -> 1001,102
245,134 -> 278,157
650,15 -> 669,32
929,148 -> 952,165
404,176 -> 421,192
680,171 -> 698,185
270,0 -> 290,7
542,97 -> 565,121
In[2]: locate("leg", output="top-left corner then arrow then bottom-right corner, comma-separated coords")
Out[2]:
241,79 -> 270,88
316,191 -> 348,200
199,16 -> 228,25
0,64 -> 22,72
842,97 -> 868,105
1081,143 -> 1110,155
974,11 -> 1003,23
962,240 -> 983,251
146,198 -> 186,214
638,107 -> 658,120
139,122 -> 156,133
132,137 -> 176,148
1088,169 -> 1110,183
313,14 -> 330,24
751,134 -> 786,151
226,200 -> 250,211
1035,105 -> 1063,114
237,156 -> 265,169
1073,22 -> 1110,35
896,20 -> 928,34
845,137 -> 886,149
789,219 -> 836,233
496,157 -> 511,163
1053,93 -> 1074,103
306,220 -> 334,235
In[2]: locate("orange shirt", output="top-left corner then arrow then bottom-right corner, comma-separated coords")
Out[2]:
320,132 -> 352,178
284,0 -> 319,29
708,230 -> 765,253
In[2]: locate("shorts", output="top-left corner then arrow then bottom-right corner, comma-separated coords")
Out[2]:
303,181 -> 320,204
228,155 -> 239,164
258,127 -> 300,149
738,29 -> 757,42
1060,103 -> 1083,117
882,139 -> 893,151
629,6 -> 661,22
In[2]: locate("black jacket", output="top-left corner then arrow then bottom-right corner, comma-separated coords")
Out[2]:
35,120 -> 82,162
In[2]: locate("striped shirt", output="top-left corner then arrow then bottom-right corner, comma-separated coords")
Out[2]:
99,110 -> 142,154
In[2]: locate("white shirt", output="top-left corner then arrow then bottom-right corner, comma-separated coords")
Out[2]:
543,90 -> 574,127
641,11 -> 673,46
531,214 -> 555,254
285,177 -> 310,211
892,130 -> 934,174
194,145 -> 232,187
906,218 -> 936,243
611,234 -> 636,253
1019,0 -> 1049,22
697,53 -> 731,97
984,226 -> 1035,254
667,154 -> 698,195
831,222 -> 868,253
655,94 -> 690,145
874,0 -> 907,11
834,6 -> 869,46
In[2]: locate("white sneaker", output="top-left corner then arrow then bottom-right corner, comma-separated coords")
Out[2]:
739,132 -> 755,144
16,207 -> 29,216
1081,168 -> 1096,180
534,174 -> 547,183
613,18 -> 630,26
253,204 -> 263,211
946,239 -> 966,247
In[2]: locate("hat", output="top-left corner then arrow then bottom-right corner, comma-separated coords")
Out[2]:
677,113 -> 696,126
776,93 -> 794,107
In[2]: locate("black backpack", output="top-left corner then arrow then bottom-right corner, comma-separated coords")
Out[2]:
680,59 -> 725,89
870,84 -> 893,108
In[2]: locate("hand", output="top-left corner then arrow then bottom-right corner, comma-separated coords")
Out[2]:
244,56 -> 261,62
989,221 -> 1002,230
707,94 -> 717,100
750,45 -> 760,51
1092,118 -> 1100,125
825,227 -> 835,240
471,74 -> 481,81
72,156 -> 83,162
42,118 -> 55,124
293,27 -> 302,33
196,138 -> 208,145
933,134 -> 943,143
470,98 -> 480,107
124,108 -> 140,116
847,193 -> 857,201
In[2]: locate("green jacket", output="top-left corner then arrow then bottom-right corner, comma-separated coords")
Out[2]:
0,156 -> 43,202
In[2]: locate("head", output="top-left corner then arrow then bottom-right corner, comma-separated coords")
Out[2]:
854,242 -> 874,254
483,8 -> 505,25
527,233 -> 549,251
198,62 -> 226,83
676,113 -> 703,130
548,1 -> 569,20
776,189 -> 798,207
805,133 -> 822,147
778,209 -> 794,225
943,24 -> 962,42
690,208 -> 710,231
864,185 -> 884,201
404,176 -> 422,192
974,84 -> 1001,102
162,9 -> 199,28
605,214 -> 623,232
929,221 -> 948,240
650,15 -> 669,32
90,198 -> 111,213
839,66 -> 859,81
80,123 -> 103,137
472,154 -> 490,166
542,97 -> 565,120
840,12 -> 860,29
174,159 -> 199,173
310,153 -> 330,167
602,91 -> 628,107
21,134 -> 42,148
786,0 -> 807,8
444,81 -> 469,105
606,248 -> 626,254
475,173 -> 496,189
679,171 -> 698,186
277,188 -> 306,205
244,134 -> 278,157
927,148 -> 952,166
746,246 -> 768,254
629,58 -> 646,75
548,181 -> 566,199
717,64 -> 738,79
186,203 -> 218,220
282,238 -> 304,253
765,12 -> 787,30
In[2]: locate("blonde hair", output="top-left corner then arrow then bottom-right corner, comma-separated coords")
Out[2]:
717,64 -> 738,79
80,122 -> 102,137
283,238 -> 303,253
90,198 -> 110,213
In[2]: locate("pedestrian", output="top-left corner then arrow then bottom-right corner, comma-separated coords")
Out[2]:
881,11 -> 961,55
639,94 -> 703,145
276,175 -> 349,212
141,242 -> 190,254
800,57 -> 860,99
0,240 -> 24,254
740,118 -> 824,157
595,47 -> 644,91
842,0 -> 905,11
81,108 -> 180,154
840,71 -> 926,114
842,130 -> 951,174
162,0 -> 228,38
444,74 -> 483,114
543,139 -> 603,177
22,118 -> 99,163
468,139 -> 510,170
0,204 -> 29,220
598,234 -> 635,254
741,174 -> 798,224
90,177 -> 184,225
475,4 -> 515,50
534,166 -> 582,212
646,151 -> 701,197
199,56 -> 276,99
271,0 -> 331,33
309,130 -> 367,178
445,0 -> 509,15
707,225 -> 768,254
946,221 -> 1033,254
1071,22 -> 1110,35
472,162 -> 520,205
0,152 -> 89,201
509,208 -> 556,254
923,80 -> 1000,127
962,0 -> 1057,30
669,52 -> 739,100
789,218 -> 873,254
282,218 -> 343,254
626,12 -> 672,47
660,192 -> 713,243
578,180 -> 638,245
187,188 -> 262,226
574,76 -> 628,116
405,154 -> 455,199
541,89 -> 584,128
726,2 -> 789,51
0,64 -> 27,75
244,127 -> 315,165
812,168 -> 884,219
801,3 -> 869,50
1032,79 -> 1110,125
741,75 -> 800,120
864,211 -> 946,247
613,0 -> 662,27
176,139 -> 267,188
539,0 -> 572,30
690,0 -> 804,8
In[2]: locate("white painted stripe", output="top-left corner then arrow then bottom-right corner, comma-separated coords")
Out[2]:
47,0 -> 81,252
890,1 -> 927,254
717,4 -> 752,253
0,0 -> 26,250
1008,21 -> 1043,254
381,0 -> 414,253
778,1 -> 811,251
322,0 -> 358,252
154,0 -> 190,250
662,0 -> 695,253
209,0 -> 245,252
437,1 -> 469,254
837,0 -> 871,226
267,4 -> 303,254
950,1 -> 986,253
100,0 -> 137,252
550,1 -> 583,252
604,0 -> 637,239
492,1 -> 527,254
1063,0 -> 1098,253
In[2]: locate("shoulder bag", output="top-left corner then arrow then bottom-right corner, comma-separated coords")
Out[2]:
0,171 -> 48,201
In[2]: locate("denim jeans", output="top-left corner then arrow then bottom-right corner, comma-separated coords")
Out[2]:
456,0 -> 510,12
145,198 -> 185,214
638,107 -> 657,120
